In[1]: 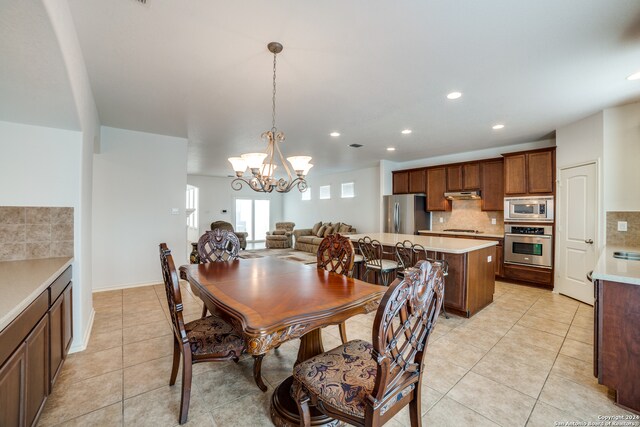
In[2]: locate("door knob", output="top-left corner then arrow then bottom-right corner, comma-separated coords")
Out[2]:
585,239 -> 594,244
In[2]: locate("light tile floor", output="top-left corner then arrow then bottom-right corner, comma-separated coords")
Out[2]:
37,280 -> 639,427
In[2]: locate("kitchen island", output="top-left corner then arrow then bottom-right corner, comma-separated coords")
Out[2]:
348,233 -> 497,317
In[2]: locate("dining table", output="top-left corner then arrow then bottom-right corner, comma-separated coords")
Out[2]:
179,256 -> 386,426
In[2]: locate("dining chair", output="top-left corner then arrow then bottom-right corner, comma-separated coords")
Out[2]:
195,230 -> 269,392
358,236 -> 400,286
398,242 -> 450,320
292,259 -> 445,427
159,243 -> 246,424
316,233 -> 355,344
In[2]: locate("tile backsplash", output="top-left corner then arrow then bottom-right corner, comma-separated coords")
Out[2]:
606,211 -> 640,247
0,207 -> 74,262
431,200 -> 504,234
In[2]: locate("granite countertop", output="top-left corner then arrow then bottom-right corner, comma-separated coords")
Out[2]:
592,246 -> 640,286
348,233 -> 497,254
0,257 -> 73,332
418,230 -> 504,239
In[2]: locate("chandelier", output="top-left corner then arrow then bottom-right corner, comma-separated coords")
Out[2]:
228,42 -> 312,193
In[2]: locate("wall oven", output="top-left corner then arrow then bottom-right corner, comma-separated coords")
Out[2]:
504,224 -> 553,268
504,196 -> 554,222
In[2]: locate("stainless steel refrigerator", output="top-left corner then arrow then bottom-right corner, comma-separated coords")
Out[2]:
383,195 -> 431,234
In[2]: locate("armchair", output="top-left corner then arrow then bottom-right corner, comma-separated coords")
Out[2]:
210,221 -> 247,250
265,222 -> 295,249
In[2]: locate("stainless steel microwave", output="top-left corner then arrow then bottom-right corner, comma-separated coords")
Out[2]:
504,196 -> 554,222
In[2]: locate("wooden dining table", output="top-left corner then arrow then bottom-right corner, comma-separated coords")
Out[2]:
179,257 -> 386,426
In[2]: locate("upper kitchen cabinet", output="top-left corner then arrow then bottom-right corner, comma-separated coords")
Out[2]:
393,169 -> 426,194
446,162 -> 480,191
408,169 -> 426,193
426,167 -> 451,211
392,170 -> 409,194
480,159 -> 504,211
503,147 -> 555,196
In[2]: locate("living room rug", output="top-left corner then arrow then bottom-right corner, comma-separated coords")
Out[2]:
239,248 -> 317,265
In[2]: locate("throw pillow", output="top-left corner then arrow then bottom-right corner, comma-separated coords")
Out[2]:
339,224 -> 352,233
316,225 -> 327,237
333,222 -> 342,234
311,221 -> 322,235
323,225 -> 335,237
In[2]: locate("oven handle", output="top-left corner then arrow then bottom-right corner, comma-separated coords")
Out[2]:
504,233 -> 552,240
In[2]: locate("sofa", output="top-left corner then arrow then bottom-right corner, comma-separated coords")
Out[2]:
265,222 -> 295,249
293,221 -> 357,254
210,220 -> 248,250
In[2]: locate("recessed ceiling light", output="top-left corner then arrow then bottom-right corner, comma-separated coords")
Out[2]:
447,92 -> 462,100
401,129 -> 412,134
387,147 -> 396,151
492,124 -> 505,130
627,71 -> 640,81
329,132 -> 340,137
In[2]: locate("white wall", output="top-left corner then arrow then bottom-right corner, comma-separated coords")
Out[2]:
93,127 -> 187,290
603,102 -> 640,212
283,166 -> 381,233
0,120 -> 85,340
187,174 -> 285,239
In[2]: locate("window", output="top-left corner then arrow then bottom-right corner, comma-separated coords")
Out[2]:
301,187 -> 311,201
319,185 -> 331,200
235,198 -> 270,242
185,185 -> 199,228
341,182 -> 355,198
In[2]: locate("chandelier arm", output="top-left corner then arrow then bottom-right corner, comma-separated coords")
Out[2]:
274,133 -> 294,181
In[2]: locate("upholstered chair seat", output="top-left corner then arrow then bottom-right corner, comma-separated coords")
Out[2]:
185,315 -> 245,357
293,340 -> 377,418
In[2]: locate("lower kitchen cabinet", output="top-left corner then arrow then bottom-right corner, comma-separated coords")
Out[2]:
503,263 -> 552,288
594,279 -> 640,413
0,265 -> 72,427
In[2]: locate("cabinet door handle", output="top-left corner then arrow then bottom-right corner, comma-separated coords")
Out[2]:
584,239 -> 593,244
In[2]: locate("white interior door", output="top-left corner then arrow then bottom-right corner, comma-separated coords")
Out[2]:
556,162 -> 597,304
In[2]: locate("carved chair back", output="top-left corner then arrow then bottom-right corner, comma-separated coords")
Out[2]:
394,240 -> 415,271
367,260 -> 444,420
358,236 -> 384,268
197,229 -> 240,263
410,243 -> 449,276
159,243 -> 188,345
316,233 -> 355,277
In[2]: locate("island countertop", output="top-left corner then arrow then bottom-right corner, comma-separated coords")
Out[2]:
592,245 -> 640,286
347,233 -> 497,254
0,257 -> 73,332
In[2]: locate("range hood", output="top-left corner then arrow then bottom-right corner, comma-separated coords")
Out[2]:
444,191 -> 481,200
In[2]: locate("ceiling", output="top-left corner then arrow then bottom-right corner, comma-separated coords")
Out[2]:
3,1 -> 640,177
0,0 -> 79,130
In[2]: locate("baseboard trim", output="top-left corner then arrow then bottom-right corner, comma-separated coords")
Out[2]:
69,308 -> 94,354
93,281 -> 160,293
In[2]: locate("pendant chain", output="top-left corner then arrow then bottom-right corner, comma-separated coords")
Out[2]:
271,52 -> 277,133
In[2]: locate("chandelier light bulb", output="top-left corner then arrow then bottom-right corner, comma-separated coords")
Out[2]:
241,153 -> 268,170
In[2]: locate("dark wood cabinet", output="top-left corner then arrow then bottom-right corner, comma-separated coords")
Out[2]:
594,279 -> 640,413
504,148 -> 555,196
480,159 -> 504,211
408,169 -> 425,194
50,283 -> 72,389
392,171 -> 409,194
25,315 -> 49,427
446,163 -> 480,191
494,243 -> 503,277
0,343 -> 26,427
426,167 -> 451,212
527,150 -> 554,194
503,263 -> 552,288
0,265 -> 72,427
446,165 -> 463,191
504,154 -> 527,195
